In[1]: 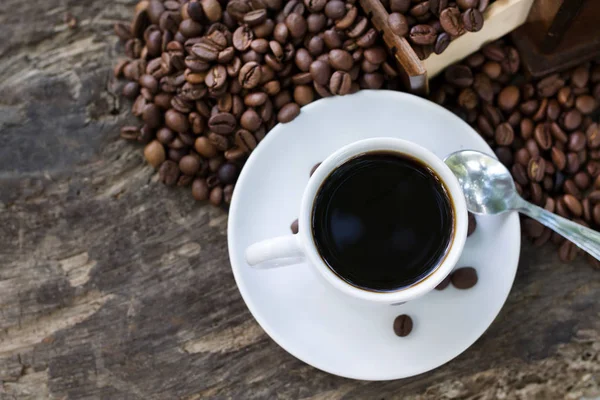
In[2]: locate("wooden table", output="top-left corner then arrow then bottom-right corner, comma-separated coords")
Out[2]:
1,1 -> 599,398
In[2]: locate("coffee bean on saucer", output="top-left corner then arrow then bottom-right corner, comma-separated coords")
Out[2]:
291,219 -> 299,234
435,275 -> 451,290
450,267 -> 478,289
393,314 -> 413,337
310,162 -> 322,177
467,212 -> 477,236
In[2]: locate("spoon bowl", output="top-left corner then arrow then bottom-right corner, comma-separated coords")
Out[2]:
444,150 -> 517,215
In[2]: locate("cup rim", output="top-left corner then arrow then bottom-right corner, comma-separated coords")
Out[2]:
298,137 -> 468,304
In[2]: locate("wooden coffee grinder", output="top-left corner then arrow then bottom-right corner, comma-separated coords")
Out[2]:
512,0 -> 600,77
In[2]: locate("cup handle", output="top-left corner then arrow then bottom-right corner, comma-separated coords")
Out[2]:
245,235 -> 305,269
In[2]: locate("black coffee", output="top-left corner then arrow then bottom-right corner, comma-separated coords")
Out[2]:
312,153 -> 454,291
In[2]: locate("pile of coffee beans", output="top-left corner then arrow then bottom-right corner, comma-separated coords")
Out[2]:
114,0 -> 401,206
430,38 -> 600,264
380,0 -> 492,60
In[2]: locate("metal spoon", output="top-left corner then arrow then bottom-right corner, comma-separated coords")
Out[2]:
445,150 -> 600,261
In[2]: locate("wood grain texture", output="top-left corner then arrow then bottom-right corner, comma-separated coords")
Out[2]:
0,1 -> 599,399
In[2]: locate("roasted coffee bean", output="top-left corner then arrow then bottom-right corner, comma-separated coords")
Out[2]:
495,122 -> 514,146
514,148 -> 530,166
567,152 -> 580,174
561,109 -> 582,131
159,160 -> 180,186
534,122 -> 552,150
587,123 -> 600,148
550,122 -> 568,143
434,32 -> 451,55
192,178 -> 210,201
239,61 -> 262,89
208,112 -> 236,134
498,85 -> 520,111
450,267 -> 478,289
390,0 -> 411,13
440,7 -> 464,37
495,147 -> 512,167
537,73 -> 564,98
290,218 -> 299,234
277,102 -> 300,123
568,131 -> 587,152
179,154 -> 202,176
144,140 -> 166,168
564,194 -> 583,217
467,212 -> 477,236
445,65 -> 473,88
524,218 -> 544,238
528,157 -> 545,182
463,9 -> 483,32
409,24 -> 437,45
576,95 -> 596,114
329,49 -> 354,71
435,275 -> 451,290
512,163 -> 529,186
429,0 -> 448,15
310,60 -> 331,85
558,240 -> 578,262
551,147 -> 567,171
294,85 -> 314,106
393,315 -> 413,337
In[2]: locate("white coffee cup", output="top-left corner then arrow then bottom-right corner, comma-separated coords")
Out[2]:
245,138 -> 468,305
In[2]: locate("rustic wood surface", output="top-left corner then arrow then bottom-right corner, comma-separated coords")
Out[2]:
0,1 -> 599,399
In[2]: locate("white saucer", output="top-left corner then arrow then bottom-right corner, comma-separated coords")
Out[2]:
228,90 -> 520,381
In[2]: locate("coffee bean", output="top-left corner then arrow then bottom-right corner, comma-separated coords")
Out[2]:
458,88 -> 478,110
498,85 -> 520,111
209,112 -> 237,134
558,240 -> 578,262
290,218 -> 299,234
528,157 -> 545,182
123,82 -> 141,99
294,85 -> 314,106
310,162 -> 321,177
512,163 -> 529,185
324,0 -> 346,19
240,109 -> 262,132
329,49 -> 354,71
209,186 -> 223,206
563,194 -> 583,217
440,8 -> 464,37
178,154 -> 201,176
390,0 -> 411,13
572,65 -> 590,88
239,61 -> 262,89
144,140 -> 166,168
551,147 -> 567,171
434,32 -> 451,55
159,160 -> 180,186
587,123 -> 600,148
429,0 -> 448,15
463,9 -> 483,32
514,148 -> 530,166
393,314 -> 413,337
550,122 -> 568,143
561,109 -> 582,131
278,102 -> 300,123
217,163 -> 238,184
435,275 -> 451,290
445,65 -> 473,88
594,204 -> 600,225
534,122 -> 552,150
194,136 -> 217,158
309,60 -> 331,85
467,212 -> 477,236
450,267 -> 478,289
568,131 -> 587,152
191,178 -> 210,201
524,218 -> 544,238
537,73 -> 564,98
567,152 -> 581,174
409,24 -> 437,45
495,147 -> 512,167
495,122 -> 514,146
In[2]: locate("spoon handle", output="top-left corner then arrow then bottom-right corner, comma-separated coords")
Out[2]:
514,196 -> 600,261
